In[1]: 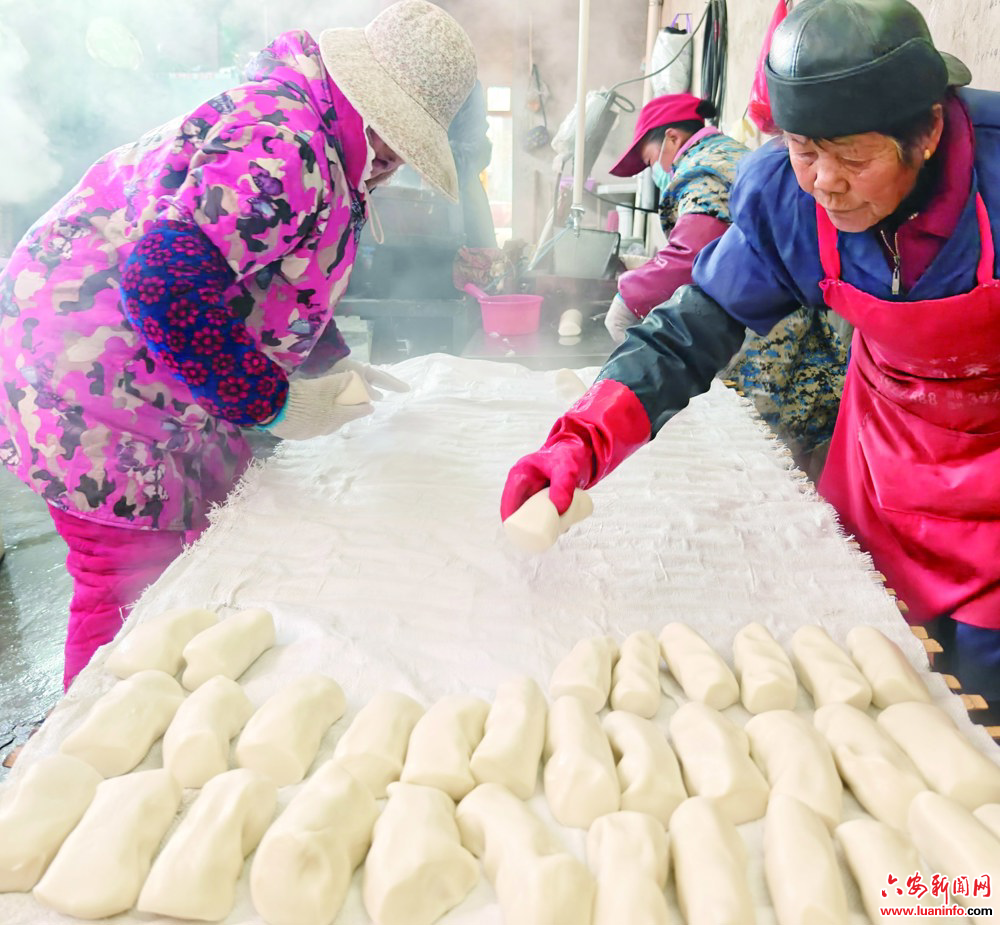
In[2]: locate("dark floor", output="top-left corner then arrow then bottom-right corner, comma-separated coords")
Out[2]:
0,469 -> 71,774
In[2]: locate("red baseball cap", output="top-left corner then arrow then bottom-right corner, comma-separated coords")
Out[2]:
609,93 -> 706,177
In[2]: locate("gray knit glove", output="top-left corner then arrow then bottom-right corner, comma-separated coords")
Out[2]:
264,371 -> 375,441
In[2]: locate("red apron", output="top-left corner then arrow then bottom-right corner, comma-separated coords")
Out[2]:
817,196 -> 1000,629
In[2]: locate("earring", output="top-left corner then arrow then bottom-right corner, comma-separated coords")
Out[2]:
924,148 -> 932,161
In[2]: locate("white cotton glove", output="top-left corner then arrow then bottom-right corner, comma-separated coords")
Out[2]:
604,294 -> 639,344
330,357 -> 410,399
264,371 -> 376,441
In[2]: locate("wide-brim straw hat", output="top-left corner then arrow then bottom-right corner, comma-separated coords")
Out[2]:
320,0 -> 477,202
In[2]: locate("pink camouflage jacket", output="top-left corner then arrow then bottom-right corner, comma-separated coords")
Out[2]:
0,32 -> 368,532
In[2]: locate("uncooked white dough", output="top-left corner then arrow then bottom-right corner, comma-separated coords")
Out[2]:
250,760 -> 378,925
554,368 -> 588,402
503,488 -> 593,553
974,802 -> 1000,840
878,701 -> 1000,810
457,782 -> 596,925
549,635 -> 617,712
0,754 -> 102,892
470,676 -> 547,799
587,811 -> 671,925
399,694 -> 489,800
557,308 -> 583,337
764,793 -> 848,925
236,673 -> 346,786
732,621 -> 798,713
162,675 -> 254,788
181,607 -> 275,691
658,622 -> 739,709
105,606 -> 217,678
791,625 -> 872,709
837,818 -> 943,922
332,690 -> 424,798
603,710 -> 686,826
60,669 -> 185,776
33,768 -> 181,919
334,369 -> 371,405
670,795 -> 755,925
544,694 -> 620,828
908,790 -> 1000,896
669,701 -> 769,824
363,782 -> 479,925
746,709 -> 842,829
610,630 -> 662,718
137,768 -> 276,921
846,626 -> 930,708
813,702 -> 926,831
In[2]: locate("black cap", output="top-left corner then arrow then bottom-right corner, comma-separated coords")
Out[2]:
765,0 -> 971,138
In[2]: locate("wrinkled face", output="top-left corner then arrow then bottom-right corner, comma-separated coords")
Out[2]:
366,127 -> 405,189
785,131 -> 926,233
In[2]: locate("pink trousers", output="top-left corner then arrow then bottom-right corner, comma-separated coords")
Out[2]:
49,507 -> 201,690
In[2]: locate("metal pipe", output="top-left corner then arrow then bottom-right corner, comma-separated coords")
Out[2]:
570,0 -> 591,225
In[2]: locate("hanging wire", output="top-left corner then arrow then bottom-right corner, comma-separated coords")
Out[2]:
700,0 -> 729,123
607,2 -> 712,97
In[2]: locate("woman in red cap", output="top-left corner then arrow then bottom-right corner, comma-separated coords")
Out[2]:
604,94 -> 747,343
607,93 -> 847,470
503,0 -> 1000,708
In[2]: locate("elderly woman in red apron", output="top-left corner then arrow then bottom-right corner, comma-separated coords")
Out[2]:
502,0 -> 1000,705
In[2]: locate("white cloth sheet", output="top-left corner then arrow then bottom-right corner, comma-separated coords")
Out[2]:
4,354 -> 998,925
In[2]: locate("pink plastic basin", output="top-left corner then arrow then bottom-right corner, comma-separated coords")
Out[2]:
478,294 -> 543,336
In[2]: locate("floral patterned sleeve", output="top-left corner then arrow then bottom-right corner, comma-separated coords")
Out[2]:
121,219 -> 288,425
120,120 -> 329,425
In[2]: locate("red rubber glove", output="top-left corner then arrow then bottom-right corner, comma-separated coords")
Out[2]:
501,379 -> 651,519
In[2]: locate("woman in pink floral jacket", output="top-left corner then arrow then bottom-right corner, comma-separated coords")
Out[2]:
0,1 -> 476,687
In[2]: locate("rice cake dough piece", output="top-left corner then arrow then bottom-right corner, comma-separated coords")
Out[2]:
457,782 -> 596,925
250,761 -> 378,925
878,701 -> 1000,809
764,793 -> 848,925
236,674 -> 346,786
587,811 -> 671,925
846,626 -> 930,708
732,621 -> 798,713
603,710 -> 686,826
549,635 -> 617,712
162,675 -> 254,788
332,690 -> 424,798
671,796 -> 754,925
746,709 -> 843,829
33,768 -> 181,919
400,694 -> 489,800
60,669 -> 185,776
503,489 -> 593,554
610,630 -> 662,718
543,695 -> 620,828
181,607 -> 275,691
908,790 -> 1000,897
658,622 -> 739,710
105,606 -> 217,678
0,754 -> 102,892
363,782 -> 479,925
813,702 -> 926,831
837,818 -> 943,923
974,803 -> 1000,840
137,768 -> 276,921
791,625 -> 872,709
669,701 -> 769,824
471,676 -> 547,799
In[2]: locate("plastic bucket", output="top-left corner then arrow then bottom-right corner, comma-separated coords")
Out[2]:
478,294 -> 543,336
